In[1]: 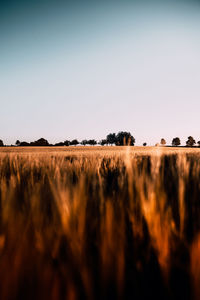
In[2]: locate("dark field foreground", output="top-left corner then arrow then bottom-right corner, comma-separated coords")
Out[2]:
0,147 -> 200,299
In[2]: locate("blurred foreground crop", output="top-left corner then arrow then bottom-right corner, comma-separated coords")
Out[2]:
0,147 -> 200,299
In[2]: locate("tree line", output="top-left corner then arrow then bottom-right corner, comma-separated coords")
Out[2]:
0,134 -> 200,147
156,136 -> 199,147
0,132 -> 135,147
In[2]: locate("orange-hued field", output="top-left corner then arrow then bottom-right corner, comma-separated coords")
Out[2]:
0,146 -> 200,299
2,145 -> 200,155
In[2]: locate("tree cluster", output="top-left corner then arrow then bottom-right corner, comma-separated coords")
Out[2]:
81,139 -> 97,146
105,132 -> 135,146
14,138 -> 49,147
171,136 -> 200,147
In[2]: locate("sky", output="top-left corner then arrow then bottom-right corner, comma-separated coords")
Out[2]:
1,0 -> 200,145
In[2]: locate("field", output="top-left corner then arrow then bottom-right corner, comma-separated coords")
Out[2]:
0,146 -> 200,299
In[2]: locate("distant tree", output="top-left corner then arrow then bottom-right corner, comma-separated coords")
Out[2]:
172,137 -> 181,147
160,138 -> 166,146
81,140 -> 88,146
115,131 -> 135,146
198,141 -> 200,147
64,140 -> 70,146
186,136 -> 196,147
88,139 -> 97,146
19,141 -> 30,146
143,143 -> 147,146
70,139 -> 79,146
38,138 -> 49,146
54,142 -> 65,146
30,138 -> 49,146
99,139 -> 107,146
155,143 -> 160,147
16,140 -> 20,146
106,133 -> 116,146
0,140 -> 4,147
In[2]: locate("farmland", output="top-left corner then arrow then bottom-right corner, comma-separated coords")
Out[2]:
0,146 -> 200,299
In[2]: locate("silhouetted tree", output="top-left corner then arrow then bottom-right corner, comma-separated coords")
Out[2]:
19,141 -> 30,146
172,137 -> 181,147
70,139 -> 79,146
54,142 -> 65,146
115,131 -> 135,146
99,139 -> 107,146
197,141 -> 200,147
81,140 -> 88,146
160,138 -> 166,145
64,140 -> 70,146
106,133 -> 116,145
143,143 -> 147,146
30,138 -> 49,146
186,136 -> 196,147
0,140 -> 4,147
16,140 -> 20,146
88,139 -> 97,146
38,138 -> 49,146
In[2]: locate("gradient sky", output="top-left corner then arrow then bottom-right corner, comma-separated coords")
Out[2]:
1,0 -> 200,145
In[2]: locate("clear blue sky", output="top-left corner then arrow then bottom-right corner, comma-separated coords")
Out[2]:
1,0 -> 200,145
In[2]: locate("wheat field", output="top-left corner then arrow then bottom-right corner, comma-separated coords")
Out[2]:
0,146 -> 200,299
